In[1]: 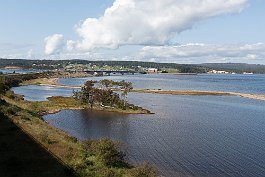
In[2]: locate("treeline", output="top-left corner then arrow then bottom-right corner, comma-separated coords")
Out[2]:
200,63 -> 265,74
0,58 -> 207,73
0,72 -> 51,94
2,58 -> 265,73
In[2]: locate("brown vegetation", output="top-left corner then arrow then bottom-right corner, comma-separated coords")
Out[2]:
132,89 -> 265,101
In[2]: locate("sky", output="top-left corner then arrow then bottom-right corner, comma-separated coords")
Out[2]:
0,0 -> 265,64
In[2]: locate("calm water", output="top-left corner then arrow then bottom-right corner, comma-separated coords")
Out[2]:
58,74 -> 265,94
0,69 -> 44,74
12,85 -> 74,101
13,74 -> 265,176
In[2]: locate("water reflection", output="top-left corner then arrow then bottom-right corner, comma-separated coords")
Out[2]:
12,85 -> 74,101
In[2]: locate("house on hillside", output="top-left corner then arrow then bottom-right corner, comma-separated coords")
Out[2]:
146,68 -> 158,73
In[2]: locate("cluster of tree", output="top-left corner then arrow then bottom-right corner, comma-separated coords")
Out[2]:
73,79 -> 134,110
200,63 -> 265,74
0,59 -> 64,70
0,72 -> 52,95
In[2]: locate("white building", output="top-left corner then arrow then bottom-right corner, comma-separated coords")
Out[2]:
147,68 -> 158,73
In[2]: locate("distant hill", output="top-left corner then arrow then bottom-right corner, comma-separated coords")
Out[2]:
0,58 -> 207,73
0,58 -> 264,74
199,63 -> 265,74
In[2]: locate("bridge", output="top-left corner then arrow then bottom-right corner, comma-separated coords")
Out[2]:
82,70 -> 138,76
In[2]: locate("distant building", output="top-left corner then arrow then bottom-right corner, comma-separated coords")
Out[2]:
147,68 -> 158,73
243,72 -> 254,74
4,66 -> 22,70
208,70 -> 229,74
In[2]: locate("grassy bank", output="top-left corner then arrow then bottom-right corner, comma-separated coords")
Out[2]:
0,107 -> 76,177
2,93 -> 151,115
0,93 -> 157,177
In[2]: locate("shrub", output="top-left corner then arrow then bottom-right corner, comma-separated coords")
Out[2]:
128,162 -> 157,177
66,135 -> 78,143
21,114 -> 31,121
6,105 -> 20,115
0,98 -> 7,105
40,131 -> 54,144
97,167 -> 120,177
5,90 -> 15,99
0,82 -> 7,94
84,139 -> 127,167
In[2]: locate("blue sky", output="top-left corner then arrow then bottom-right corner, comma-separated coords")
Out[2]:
0,0 -> 265,64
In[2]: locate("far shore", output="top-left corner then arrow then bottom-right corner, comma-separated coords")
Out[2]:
21,77 -> 82,89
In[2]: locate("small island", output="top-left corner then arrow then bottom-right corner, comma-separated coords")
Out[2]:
73,79 -> 151,114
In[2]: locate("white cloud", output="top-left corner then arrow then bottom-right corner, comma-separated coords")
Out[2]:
44,34 -> 65,55
139,43 -> 265,63
68,0 -> 247,51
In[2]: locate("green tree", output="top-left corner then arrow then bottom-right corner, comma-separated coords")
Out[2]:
74,79 -> 134,110
82,80 -> 97,108
118,80 -> 133,106
99,79 -> 114,89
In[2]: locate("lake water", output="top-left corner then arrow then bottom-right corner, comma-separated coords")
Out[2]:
12,85 -> 74,101
58,74 -> 265,94
13,74 -> 265,176
0,69 -> 44,74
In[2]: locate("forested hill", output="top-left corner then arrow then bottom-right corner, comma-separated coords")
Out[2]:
0,58 -> 207,73
0,58 -> 265,74
199,63 -> 265,74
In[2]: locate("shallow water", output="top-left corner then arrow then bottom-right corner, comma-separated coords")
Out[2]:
12,85 -> 74,101
58,74 -> 265,94
0,69 -> 44,74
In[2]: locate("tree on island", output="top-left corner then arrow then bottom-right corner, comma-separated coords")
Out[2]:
73,79 -> 134,110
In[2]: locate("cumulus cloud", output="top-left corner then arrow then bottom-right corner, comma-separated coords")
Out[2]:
44,34 -> 65,55
68,0 -> 247,51
139,43 -> 265,63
